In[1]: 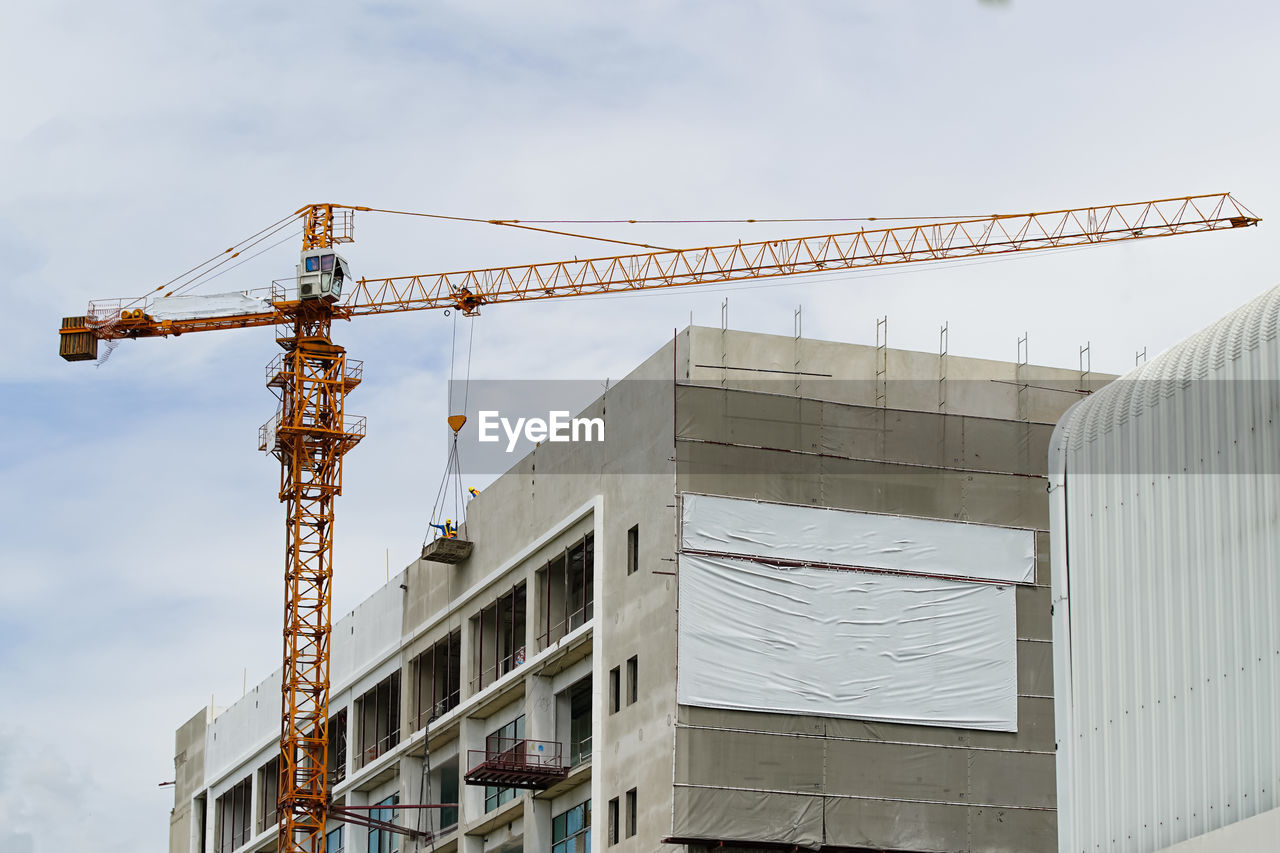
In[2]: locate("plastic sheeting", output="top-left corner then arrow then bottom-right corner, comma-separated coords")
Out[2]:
672,786 -> 825,849
677,553 -> 1017,731
681,492 -> 1035,584
674,383 -> 1056,477
148,292 -> 271,321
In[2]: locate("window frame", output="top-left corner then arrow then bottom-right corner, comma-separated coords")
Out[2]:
472,582 -> 527,692
412,628 -> 461,728
552,799 -> 591,853
355,671 -> 401,770
626,524 -> 639,575
329,707 -> 348,784
568,677 -> 593,766
256,756 -> 280,834
483,715 -> 527,812
367,793 -> 400,853
607,796 -> 620,846
213,776 -> 251,853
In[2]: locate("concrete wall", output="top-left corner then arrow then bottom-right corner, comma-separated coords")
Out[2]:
669,326 -> 1108,852
391,335 -> 680,852
170,708 -> 209,853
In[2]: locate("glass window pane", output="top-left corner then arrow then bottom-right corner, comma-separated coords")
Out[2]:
321,254 -> 335,271
306,256 -> 320,272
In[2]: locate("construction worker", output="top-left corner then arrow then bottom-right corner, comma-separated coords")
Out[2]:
429,519 -> 457,539
468,487 -> 479,498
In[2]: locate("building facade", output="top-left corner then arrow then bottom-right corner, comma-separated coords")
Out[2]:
171,325 -> 1104,853
1051,285 -> 1280,853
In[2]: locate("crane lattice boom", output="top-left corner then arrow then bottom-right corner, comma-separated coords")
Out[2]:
59,193 -> 1258,352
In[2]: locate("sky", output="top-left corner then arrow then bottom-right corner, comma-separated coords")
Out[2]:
2,1 -> 1279,850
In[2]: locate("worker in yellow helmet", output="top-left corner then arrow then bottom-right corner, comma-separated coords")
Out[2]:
429,519 -> 457,539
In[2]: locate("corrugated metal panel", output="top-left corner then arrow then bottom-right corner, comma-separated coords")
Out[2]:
1051,285 -> 1280,853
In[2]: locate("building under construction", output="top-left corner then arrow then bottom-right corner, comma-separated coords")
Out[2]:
169,323 -> 1111,853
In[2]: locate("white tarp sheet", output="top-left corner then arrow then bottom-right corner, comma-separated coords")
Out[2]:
681,492 -> 1035,584
148,292 -> 272,321
677,552 -> 1018,731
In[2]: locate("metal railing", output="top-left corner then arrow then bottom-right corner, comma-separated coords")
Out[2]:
469,646 -> 525,693
570,734 -> 592,767
537,605 -> 591,651
264,352 -> 364,387
415,693 -> 461,730
466,738 -> 565,776
355,729 -> 401,770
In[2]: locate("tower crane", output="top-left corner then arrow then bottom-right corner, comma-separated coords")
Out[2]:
56,192 -> 1258,853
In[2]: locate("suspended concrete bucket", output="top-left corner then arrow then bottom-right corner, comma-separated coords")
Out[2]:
422,536 -> 473,564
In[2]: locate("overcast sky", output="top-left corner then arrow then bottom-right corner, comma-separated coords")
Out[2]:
3,2 -> 1279,851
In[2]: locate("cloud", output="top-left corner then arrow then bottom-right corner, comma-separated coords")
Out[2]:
5,2 -> 1280,850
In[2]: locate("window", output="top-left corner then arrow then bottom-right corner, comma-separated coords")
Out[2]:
609,666 -> 620,714
368,793 -> 399,853
484,715 -> 526,812
552,799 -> 591,853
256,756 -> 279,833
569,678 -> 592,766
626,655 -> 638,706
607,796 -> 619,845
356,671 -> 401,769
538,534 -> 595,649
329,707 -> 347,783
472,582 -> 527,692
214,777 -> 251,853
626,788 -> 637,838
412,629 -> 461,728
437,760 -> 459,831
626,524 -> 639,575
195,793 -> 207,853
326,826 -> 344,853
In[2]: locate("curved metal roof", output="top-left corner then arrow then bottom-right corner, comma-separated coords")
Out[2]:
1056,283 -> 1280,452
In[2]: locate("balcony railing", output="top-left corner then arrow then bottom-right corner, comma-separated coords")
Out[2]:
469,646 -> 525,694
537,605 -> 592,651
464,738 -> 568,790
415,693 -> 461,730
355,730 -> 400,770
570,734 -> 592,767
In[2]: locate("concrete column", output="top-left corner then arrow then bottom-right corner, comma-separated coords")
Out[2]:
400,755 -> 422,835
526,796 -> 552,853
459,613 -> 475,699
399,650 -> 413,737
526,673 -> 554,743
458,715 -> 485,853
525,673 -> 555,852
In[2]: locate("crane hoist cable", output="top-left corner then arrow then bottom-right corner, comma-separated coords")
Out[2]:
414,728 -> 437,853
425,311 -> 476,545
